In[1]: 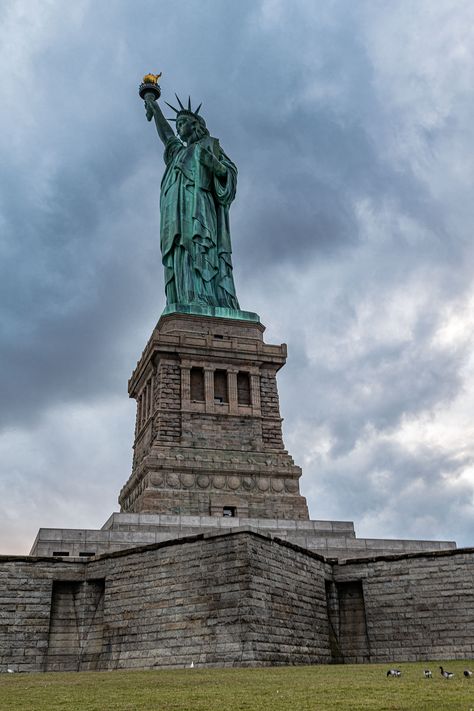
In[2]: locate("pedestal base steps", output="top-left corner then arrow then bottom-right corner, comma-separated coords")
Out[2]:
29,512 -> 455,560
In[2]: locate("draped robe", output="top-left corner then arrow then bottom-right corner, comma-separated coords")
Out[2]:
160,134 -> 240,309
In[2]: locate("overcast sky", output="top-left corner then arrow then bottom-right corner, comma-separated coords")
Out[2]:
1,0 -> 474,554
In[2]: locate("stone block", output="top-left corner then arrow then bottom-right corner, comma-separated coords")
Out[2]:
110,532 -> 156,544
331,521 -> 355,532
181,516 -> 201,527
277,519 -> 297,529
256,519 -> 278,529
85,531 -> 110,543
159,515 -> 181,526
138,514 -> 162,525
36,529 -> 73,541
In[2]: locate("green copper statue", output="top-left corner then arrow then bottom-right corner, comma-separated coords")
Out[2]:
142,80 -> 240,311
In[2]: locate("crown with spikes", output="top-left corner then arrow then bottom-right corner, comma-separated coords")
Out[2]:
165,94 -> 203,122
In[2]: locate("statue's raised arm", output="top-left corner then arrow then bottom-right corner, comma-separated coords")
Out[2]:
140,77 -> 240,313
144,97 -> 174,145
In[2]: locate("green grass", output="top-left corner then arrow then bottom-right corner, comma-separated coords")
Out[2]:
1,661 -> 473,711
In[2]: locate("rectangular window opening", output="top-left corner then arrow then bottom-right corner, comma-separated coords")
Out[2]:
214,369 -> 228,403
52,551 -> 70,557
190,367 -> 205,401
223,506 -> 236,517
79,551 -> 96,557
237,371 -> 251,405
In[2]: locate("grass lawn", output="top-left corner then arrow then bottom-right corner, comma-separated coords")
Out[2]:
1,661 -> 473,711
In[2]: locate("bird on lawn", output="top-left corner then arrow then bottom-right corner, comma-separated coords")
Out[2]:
439,666 -> 454,679
423,670 -> 432,678
464,670 -> 473,677
387,669 -> 401,677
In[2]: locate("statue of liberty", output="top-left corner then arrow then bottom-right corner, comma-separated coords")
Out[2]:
143,90 -> 240,311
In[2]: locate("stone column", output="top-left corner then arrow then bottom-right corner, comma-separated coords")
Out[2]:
134,400 -> 140,437
181,366 -> 191,406
204,368 -> 214,413
149,373 -> 155,415
250,373 -> 261,412
138,392 -> 144,430
228,369 -> 239,414
145,382 -> 150,420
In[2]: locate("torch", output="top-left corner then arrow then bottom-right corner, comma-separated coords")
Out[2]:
139,73 -> 162,121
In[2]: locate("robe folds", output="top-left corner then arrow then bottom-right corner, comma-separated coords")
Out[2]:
160,135 -> 240,309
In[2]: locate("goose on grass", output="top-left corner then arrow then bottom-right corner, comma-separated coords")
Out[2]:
439,666 -> 454,679
387,669 -> 402,677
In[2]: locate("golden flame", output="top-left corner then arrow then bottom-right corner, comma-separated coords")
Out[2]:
142,72 -> 162,85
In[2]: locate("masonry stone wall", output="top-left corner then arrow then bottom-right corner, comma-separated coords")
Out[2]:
243,536 -> 332,665
182,412 -> 262,451
153,358 -> 182,443
1,532 -> 331,672
333,548 -> 474,663
260,368 -> 285,449
84,532 -> 330,669
2,534 -> 473,673
88,533 -> 254,669
0,557 -> 86,673
45,578 -> 105,672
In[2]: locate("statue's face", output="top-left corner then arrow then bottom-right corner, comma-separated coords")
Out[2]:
176,115 -> 195,142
